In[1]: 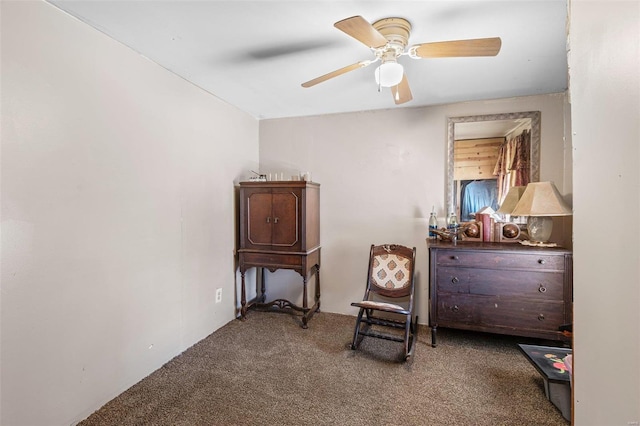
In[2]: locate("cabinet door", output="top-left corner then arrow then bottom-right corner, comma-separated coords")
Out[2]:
246,191 -> 273,247
271,189 -> 299,248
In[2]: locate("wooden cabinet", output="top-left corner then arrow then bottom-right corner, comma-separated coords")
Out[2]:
428,241 -> 572,346
238,181 -> 320,328
240,182 -> 320,252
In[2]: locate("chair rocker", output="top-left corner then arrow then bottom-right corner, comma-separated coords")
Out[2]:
350,244 -> 418,361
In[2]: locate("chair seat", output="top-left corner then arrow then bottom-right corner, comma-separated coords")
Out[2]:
351,300 -> 409,315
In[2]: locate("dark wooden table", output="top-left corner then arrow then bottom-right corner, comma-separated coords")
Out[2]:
518,343 -> 572,421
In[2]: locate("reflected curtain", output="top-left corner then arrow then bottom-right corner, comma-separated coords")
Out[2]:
493,130 -> 530,204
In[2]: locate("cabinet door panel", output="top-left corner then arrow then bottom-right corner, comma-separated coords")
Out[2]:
247,192 -> 273,246
271,191 -> 299,248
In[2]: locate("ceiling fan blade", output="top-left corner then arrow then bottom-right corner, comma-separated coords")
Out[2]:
301,60 -> 373,88
410,37 -> 502,58
334,16 -> 388,49
391,74 -> 413,105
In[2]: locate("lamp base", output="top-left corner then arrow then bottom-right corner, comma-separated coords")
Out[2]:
526,216 -> 553,244
519,240 -> 558,248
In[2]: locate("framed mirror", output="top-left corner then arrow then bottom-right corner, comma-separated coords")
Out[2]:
447,111 -> 541,220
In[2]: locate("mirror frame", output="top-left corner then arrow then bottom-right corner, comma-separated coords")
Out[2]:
446,110 -> 541,214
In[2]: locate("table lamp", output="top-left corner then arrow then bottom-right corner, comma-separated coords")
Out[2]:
497,186 -> 526,218
510,181 -> 572,245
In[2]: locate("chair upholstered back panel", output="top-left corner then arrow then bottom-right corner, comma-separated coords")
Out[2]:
371,253 -> 412,289
367,244 -> 415,298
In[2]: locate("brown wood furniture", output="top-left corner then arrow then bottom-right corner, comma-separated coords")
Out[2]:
238,181 -> 320,328
428,240 -> 572,346
350,244 -> 418,361
519,344 -> 572,421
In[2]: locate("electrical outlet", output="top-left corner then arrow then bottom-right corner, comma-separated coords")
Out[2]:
215,288 -> 222,303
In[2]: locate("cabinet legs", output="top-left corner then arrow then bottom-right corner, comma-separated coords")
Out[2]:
239,267 -> 268,321
239,263 -> 321,328
315,266 -> 321,310
240,270 -> 248,321
301,274 -> 309,329
301,265 -> 320,329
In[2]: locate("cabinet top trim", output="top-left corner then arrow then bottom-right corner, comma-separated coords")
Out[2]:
239,181 -> 320,188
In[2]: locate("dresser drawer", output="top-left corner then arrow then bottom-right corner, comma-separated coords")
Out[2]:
435,249 -> 565,271
435,266 -> 565,299
437,294 -> 565,332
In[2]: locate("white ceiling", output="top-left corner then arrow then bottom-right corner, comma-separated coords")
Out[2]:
48,1 -> 568,120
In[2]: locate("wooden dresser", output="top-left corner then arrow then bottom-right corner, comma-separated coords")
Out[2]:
238,181 -> 320,328
428,241 -> 572,346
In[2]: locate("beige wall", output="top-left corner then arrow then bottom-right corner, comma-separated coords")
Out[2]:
0,2 -> 258,425
258,93 -> 571,321
2,1 -> 638,425
569,1 -> 640,424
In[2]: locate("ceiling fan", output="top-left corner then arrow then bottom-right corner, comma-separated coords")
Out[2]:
301,16 -> 502,105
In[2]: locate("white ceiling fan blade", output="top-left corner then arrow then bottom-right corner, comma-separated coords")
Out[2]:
409,37 -> 502,58
391,74 -> 412,105
301,60 -> 374,88
334,16 -> 388,49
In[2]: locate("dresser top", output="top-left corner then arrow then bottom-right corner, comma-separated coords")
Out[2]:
427,239 -> 571,254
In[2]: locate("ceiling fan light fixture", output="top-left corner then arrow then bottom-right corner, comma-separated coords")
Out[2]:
374,61 -> 403,87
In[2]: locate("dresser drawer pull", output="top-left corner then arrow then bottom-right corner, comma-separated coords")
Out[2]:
451,277 -> 459,284
538,259 -> 546,265
538,284 -> 547,293
451,305 -> 459,312
538,314 -> 545,321
450,255 -> 459,260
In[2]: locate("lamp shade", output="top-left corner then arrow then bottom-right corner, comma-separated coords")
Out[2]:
374,61 -> 404,87
497,186 -> 526,214
511,182 -> 572,217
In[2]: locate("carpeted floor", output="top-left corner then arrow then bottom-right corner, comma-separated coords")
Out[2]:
79,311 -> 569,425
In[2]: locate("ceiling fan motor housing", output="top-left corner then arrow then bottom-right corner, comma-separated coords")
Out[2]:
372,17 -> 412,59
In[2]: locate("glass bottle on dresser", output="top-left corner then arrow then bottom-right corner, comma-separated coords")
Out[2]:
429,208 -> 438,239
